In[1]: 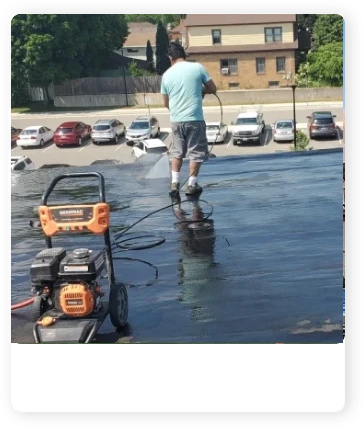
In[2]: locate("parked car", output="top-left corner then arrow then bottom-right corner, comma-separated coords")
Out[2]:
91,119 -> 126,144
11,156 -> 36,171
53,121 -> 92,147
16,126 -> 54,148
307,111 -> 337,139
272,119 -> 295,142
131,139 -> 168,160
231,107 -> 265,145
206,122 -> 228,144
126,115 -> 160,146
11,127 -> 22,146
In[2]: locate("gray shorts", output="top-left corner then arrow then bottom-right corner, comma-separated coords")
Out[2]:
171,121 -> 208,162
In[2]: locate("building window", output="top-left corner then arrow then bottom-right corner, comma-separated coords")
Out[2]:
265,27 -> 282,43
256,57 -> 266,74
127,48 -> 139,53
269,81 -> 280,87
220,59 -> 238,75
212,29 -> 221,44
276,57 -> 286,72
229,82 -> 240,89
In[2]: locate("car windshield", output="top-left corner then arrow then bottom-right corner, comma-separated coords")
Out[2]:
314,118 -> 333,125
148,146 -> 168,154
56,128 -> 74,134
207,125 -> 220,130
130,122 -> 149,130
93,125 -> 111,131
236,118 -> 257,125
276,122 -> 293,129
21,129 -> 37,135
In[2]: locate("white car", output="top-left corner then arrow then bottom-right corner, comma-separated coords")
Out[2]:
132,139 -> 168,160
126,116 -> 160,146
91,119 -> 126,144
232,107 -> 265,145
17,126 -> 54,148
206,122 -> 228,143
11,156 -> 36,171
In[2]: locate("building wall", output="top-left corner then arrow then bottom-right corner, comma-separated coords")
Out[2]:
188,23 -> 294,46
188,50 -> 296,89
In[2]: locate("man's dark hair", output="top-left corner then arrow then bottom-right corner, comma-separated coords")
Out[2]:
167,42 -> 186,60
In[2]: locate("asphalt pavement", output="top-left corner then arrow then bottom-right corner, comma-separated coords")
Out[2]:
11,102 -> 344,167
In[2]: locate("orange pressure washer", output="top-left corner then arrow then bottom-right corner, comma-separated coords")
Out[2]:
29,172 -> 128,343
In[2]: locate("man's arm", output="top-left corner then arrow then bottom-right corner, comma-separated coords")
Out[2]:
202,79 -> 217,96
162,94 -> 169,109
161,76 -> 169,109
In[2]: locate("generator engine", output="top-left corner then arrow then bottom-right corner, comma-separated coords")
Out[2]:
30,247 -> 104,318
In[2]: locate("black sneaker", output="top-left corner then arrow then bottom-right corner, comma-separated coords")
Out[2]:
186,183 -> 203,196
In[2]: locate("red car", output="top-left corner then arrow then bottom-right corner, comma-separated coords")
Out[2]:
11,127 -> 22,146
53,121 -> 92,147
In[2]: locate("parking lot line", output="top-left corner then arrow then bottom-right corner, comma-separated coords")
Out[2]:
42,144 -> 54,153
115,144 -> 124,151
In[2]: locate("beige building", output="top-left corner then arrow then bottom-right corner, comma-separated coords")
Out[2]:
183,14 -> 298,90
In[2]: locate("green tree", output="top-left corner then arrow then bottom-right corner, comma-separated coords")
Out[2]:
155,21 -> 170,75
128,60 -> 145,77
313,14 -> 343,47
126,14 -> 181,27
297,14 -> 317,33
11,14 -> 129,105
306,42 -> 343,86
290,130 -> 312,151
11,15 -> 30,106
146,39 -> 155,72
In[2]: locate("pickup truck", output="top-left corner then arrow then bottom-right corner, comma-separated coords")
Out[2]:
231,107 -> 265,145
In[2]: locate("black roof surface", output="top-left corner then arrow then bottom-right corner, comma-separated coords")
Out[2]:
11,149 -> 344,343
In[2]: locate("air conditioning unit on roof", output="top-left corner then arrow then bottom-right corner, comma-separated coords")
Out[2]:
221,67 -> 230,75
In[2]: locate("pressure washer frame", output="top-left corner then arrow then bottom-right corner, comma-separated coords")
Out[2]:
33,172 -> 127,343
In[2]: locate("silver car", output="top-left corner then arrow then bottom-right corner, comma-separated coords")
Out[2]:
91,119 -> 126,144
126,115 -> 160,146
272,120 -> 295,142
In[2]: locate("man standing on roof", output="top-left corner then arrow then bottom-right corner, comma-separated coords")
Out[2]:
161,42 -> 217,197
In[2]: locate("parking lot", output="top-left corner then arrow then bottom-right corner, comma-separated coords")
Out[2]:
11,103 -> 344,167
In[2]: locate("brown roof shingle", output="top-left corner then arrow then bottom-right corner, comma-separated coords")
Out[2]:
124,22 -> 156,47
183,14 -> 296,27
170,22 -> 186,33
186,41 -> 298,54
128,22 -> 155,29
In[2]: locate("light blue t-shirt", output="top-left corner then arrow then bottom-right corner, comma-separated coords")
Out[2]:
161,61 -> 211,123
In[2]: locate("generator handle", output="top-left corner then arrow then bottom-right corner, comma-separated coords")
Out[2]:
41,173 -> 106,205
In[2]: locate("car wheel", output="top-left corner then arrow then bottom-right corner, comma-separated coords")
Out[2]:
233,140 -> 238,146
40,139 -> 44,147
121,128 -> 125,137
114,134 -> 119,144
92,140 -> 98,145
78,137 -> 82,146
156,127 -> 161,138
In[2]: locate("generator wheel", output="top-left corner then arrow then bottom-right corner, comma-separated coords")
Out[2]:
32,296 -> 49,322
109,283 -> 128,329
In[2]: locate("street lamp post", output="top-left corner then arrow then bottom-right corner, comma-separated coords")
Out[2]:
291,84 -> 297,150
